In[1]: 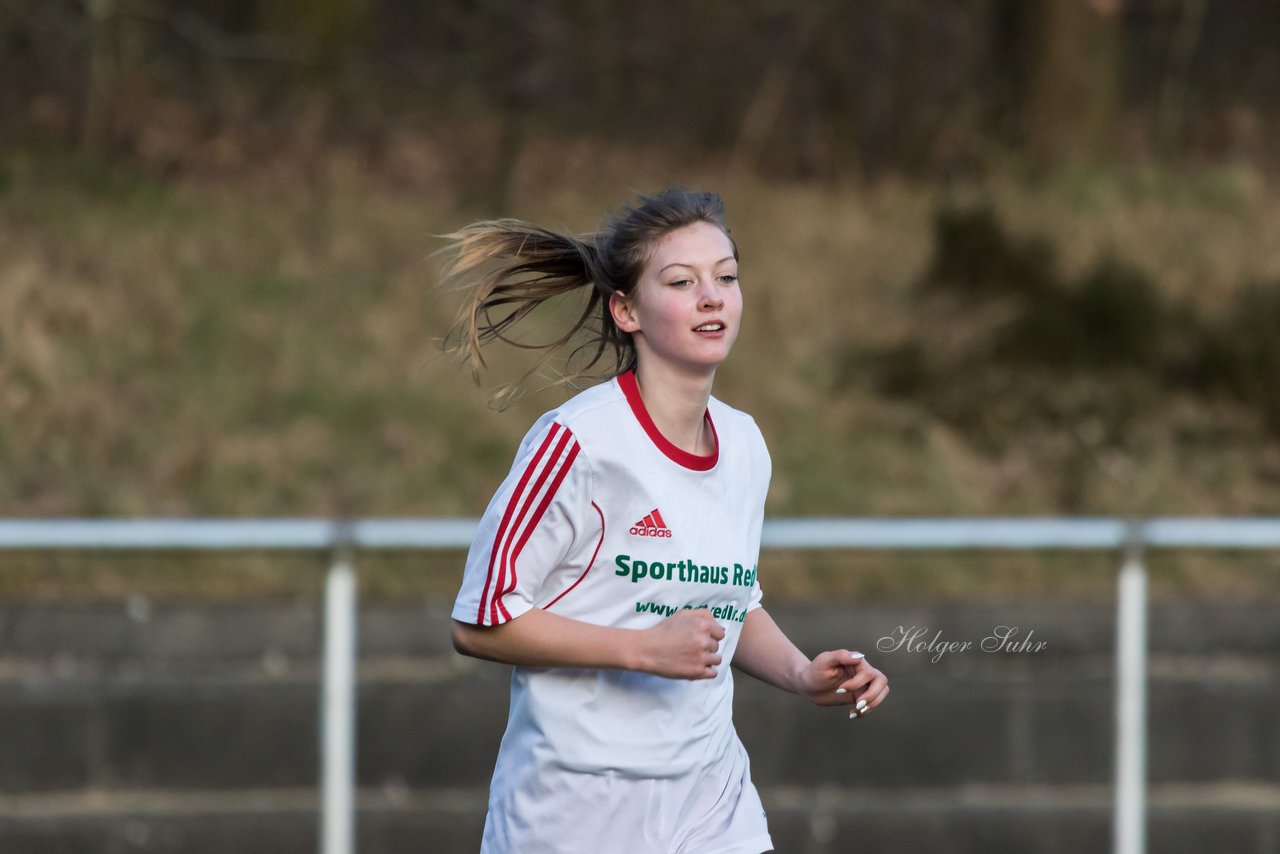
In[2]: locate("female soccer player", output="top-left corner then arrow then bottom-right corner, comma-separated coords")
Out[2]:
446,187 -> 889,854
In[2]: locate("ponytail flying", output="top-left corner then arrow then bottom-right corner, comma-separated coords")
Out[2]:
440,187 -> 736,402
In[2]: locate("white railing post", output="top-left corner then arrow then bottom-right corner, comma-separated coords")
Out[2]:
321,525 -> 358,854
1113,522 -> 1148,854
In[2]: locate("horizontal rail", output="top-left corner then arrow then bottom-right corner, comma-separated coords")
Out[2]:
1142,518 -> 1280,548
3,517 -> 1280,550
761,518 -> 1130,549
7,515 -> 1274,854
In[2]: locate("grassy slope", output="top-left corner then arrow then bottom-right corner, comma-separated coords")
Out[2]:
2,146 -> 1279,599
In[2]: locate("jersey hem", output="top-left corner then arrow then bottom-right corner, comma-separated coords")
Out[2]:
691,833 -> 775,854
451,597 -> 532,626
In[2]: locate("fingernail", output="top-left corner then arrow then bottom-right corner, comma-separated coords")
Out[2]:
850,652 -> 864,660
856,699 -> 868,712
848,709 -> 860,719
835,688 -> 847,695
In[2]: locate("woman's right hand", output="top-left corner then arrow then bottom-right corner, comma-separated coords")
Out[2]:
637,609 -> 726,679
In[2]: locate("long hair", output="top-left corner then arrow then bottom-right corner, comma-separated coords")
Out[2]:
440,187 -> 736,404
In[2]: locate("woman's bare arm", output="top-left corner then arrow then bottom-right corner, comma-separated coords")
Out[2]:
733,607 -> 890,716
452,606 -> 728,680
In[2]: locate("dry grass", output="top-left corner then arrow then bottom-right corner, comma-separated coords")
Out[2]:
2,141 -> 1280,599
2,547 -> 1277,604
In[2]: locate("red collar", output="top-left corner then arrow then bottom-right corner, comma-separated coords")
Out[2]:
616,370 -> 718,471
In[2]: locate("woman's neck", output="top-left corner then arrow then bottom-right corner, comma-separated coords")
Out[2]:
632,363 -> 716,456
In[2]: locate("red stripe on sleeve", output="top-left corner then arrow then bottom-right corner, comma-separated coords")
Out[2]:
496,440 -> 581,619
475,423 -> 562,625
490,429 -> 575,625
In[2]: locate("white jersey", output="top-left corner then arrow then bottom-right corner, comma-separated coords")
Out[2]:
453,370 -> 773,853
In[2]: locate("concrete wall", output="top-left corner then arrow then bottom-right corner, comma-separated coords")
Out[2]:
0,598 -> 1277,853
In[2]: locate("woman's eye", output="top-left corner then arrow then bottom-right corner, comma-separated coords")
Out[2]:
670,279 -> 692,287
718,274 -> 738,284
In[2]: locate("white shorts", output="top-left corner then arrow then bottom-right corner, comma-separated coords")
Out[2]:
480,737 -> 773,854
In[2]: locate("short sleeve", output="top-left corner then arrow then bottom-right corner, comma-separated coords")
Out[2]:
453,419 -> 591,627
746,415 -> 770,614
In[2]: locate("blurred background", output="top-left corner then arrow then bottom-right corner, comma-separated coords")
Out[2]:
1,1 -> 1279,852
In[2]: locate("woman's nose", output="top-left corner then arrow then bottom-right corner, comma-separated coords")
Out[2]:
698,277 -> 724,308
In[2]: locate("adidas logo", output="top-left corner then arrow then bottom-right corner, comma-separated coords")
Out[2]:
629,508 -> 673,538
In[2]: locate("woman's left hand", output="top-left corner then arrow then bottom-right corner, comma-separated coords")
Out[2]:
797,650 -> 889,718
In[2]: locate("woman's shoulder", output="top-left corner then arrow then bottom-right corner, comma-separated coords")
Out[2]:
708,395 -> 771,464
555,376 -> 628,425
708,394 -> 764,434
521,376 -> 628,441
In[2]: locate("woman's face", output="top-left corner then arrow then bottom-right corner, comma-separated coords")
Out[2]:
610,221 -> 742,377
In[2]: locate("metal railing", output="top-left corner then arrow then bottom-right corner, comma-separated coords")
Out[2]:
5,516 -> 1280,854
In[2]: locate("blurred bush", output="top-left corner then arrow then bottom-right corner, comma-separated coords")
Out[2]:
1,0 -> 1278,182
995,256 -> 1170,371
862,202 -> 1280,449
1193,282 -> 1280,432
923,206 -> 1056,298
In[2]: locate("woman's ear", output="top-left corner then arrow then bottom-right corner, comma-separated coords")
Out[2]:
609,290 -> 640,334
